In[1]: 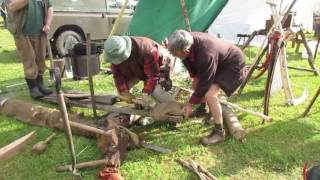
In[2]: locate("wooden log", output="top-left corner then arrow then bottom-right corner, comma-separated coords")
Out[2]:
56,159 -> 107,172
0,131 -> 36,161
174,86 -> 272,121
221,104 -> 246,142
0,98 -> 114,139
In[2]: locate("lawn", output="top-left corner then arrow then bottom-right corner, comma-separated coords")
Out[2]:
0,17 -> 320,180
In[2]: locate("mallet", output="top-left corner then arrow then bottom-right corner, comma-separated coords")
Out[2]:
32,133 -> 56,155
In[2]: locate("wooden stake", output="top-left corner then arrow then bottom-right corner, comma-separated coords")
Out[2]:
86,33 -> 98,119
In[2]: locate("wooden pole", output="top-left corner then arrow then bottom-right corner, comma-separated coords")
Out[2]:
86,33 -> 98,119
297,28 -> 320,76
302,86 -> 320,117
56,159 -> 107,172
314,36 -> 320,60
180,0 -> 191,32
175,86 -> 272,121
108,0 -> 129,37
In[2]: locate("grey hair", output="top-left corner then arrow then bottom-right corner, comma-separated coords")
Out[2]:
168,29 -> 194,52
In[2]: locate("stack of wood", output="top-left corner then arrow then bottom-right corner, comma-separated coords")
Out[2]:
177,159 -> 217,180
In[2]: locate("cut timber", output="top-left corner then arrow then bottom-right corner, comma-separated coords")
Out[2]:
0,131 -> 36,161
221,104 -> 246,142
56,159 -> 107,172
0,98 -> 114,139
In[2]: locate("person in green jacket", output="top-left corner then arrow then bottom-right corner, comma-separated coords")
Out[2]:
5,0 -> 53,99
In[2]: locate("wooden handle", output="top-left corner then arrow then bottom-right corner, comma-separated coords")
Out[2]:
69,121 -> 112,137
44,133 -> 56,143
56,159 -> 106,172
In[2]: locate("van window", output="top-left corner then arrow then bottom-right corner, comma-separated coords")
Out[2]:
106,0 -> 135,14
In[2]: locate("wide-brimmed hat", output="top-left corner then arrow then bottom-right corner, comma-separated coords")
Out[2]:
104,36 -> 132,64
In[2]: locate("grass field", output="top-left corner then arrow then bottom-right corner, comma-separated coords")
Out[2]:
0,17 -> 320,180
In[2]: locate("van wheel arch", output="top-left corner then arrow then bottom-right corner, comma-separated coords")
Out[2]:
52,25 -> 85,57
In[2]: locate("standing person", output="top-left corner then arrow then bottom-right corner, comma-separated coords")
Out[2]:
104,36 -> 175,107
5,0 -> 53,99
167,30 -> 245,145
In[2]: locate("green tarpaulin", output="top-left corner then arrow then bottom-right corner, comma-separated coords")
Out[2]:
127,0 -> 228,42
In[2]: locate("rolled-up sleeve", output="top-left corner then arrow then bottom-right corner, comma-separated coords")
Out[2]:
189,55 -> 218,104
142,48 -> 160,94
111,64 -> 129,93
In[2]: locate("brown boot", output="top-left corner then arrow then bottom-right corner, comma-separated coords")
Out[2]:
190,103 -> 207,117
201,128 -> 226,145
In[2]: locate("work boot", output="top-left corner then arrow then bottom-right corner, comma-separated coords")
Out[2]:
200,127 -> 226,145
190,103 -> 207,117
25,78 -> 44,99
36,75 -> 52,95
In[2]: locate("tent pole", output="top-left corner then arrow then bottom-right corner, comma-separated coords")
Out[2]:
180,0 -> 191,32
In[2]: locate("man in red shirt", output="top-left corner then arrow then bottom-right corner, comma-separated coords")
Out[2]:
104,36 -> 175,107
168,30 -> 245,145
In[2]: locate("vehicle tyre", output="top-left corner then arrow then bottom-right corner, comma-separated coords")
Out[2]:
55,30 -> 84,57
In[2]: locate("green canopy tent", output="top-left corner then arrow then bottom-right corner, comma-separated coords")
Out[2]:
127,0 -> 229,42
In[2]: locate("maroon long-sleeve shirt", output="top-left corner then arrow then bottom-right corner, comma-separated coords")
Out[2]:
111,37 -> 162,94
184,32 -> 245,104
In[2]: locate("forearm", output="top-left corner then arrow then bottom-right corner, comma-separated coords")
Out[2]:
45,7 -> 53,26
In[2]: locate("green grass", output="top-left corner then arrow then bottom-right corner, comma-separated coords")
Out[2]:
0,17 -> 320,179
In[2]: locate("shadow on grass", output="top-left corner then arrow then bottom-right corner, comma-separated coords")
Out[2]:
207,119 -> 320,177
0,49 -> 20,64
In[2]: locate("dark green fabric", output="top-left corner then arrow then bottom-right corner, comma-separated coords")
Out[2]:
127,0 -> 228,43
23,0 -> 52,35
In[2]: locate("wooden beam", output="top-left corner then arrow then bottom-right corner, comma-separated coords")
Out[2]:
0,131 -> 36,161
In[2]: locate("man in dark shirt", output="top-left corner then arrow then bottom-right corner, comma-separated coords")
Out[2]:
168,30 -> 245,145
104,36 -> 175,107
